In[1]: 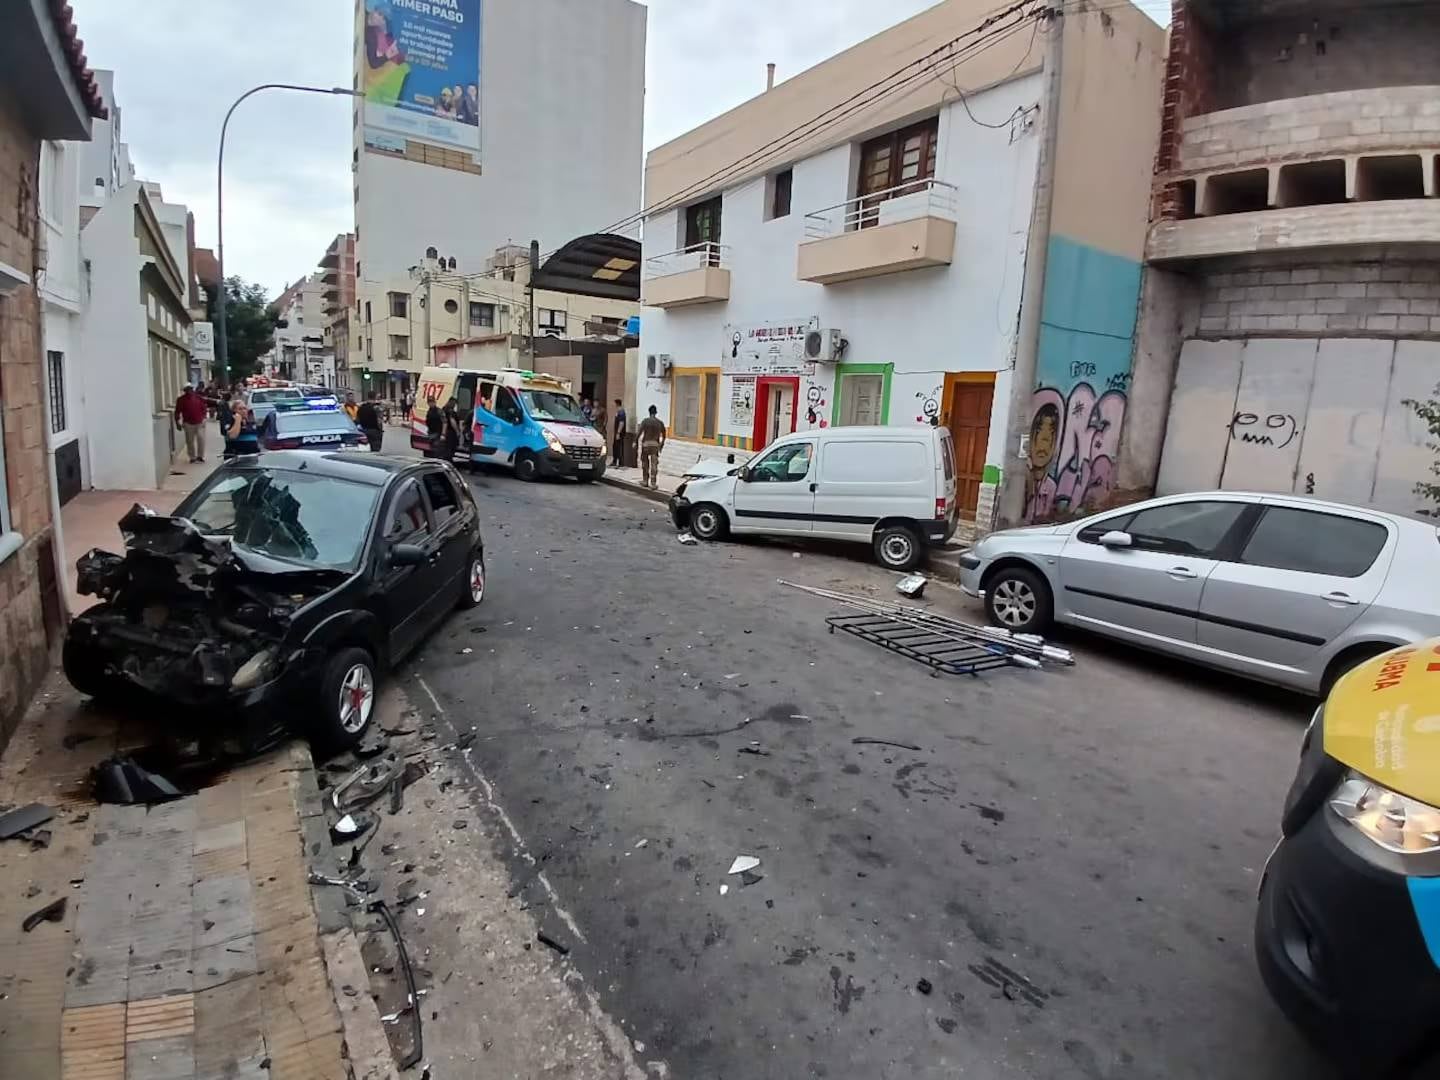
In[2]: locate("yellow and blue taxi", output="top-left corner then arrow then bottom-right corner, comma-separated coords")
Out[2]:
1258,639 -> 1440,1076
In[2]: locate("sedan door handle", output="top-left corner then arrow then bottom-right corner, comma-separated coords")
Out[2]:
1325,591 -> 1359,606
809,482 -> 817,493
1167,567 -> 1198,579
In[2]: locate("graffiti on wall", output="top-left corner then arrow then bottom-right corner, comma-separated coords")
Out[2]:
801,372 -> 830,430
915,385 -> 943,425
1228,411 -> 1299,449
1025,383 -> 1126,521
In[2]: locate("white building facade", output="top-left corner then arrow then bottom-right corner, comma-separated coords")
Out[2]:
77,184 -> 193,490
38,136 -> 87,506
639,0 -> 1165,531
353,0 -> 646,284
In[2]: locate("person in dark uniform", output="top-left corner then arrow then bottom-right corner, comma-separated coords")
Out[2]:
424,395 -> 444,457
441,397 -> 462,462
612,399 -> 627,467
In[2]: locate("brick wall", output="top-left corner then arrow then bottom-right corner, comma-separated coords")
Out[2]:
0,87 -> 62,747
1178,86 -> 1440,175
1197,260 -> 1440,337
1154,1 -> 1219,220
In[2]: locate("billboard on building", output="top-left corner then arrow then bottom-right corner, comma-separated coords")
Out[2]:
361,0 -> 482,160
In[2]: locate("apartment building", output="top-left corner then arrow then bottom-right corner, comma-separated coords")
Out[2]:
320,233 -> 355,387
0,0 -> 104,744
351,241 -> 639,403
1128,0 -> 1440,515
638,0 -> 1165,530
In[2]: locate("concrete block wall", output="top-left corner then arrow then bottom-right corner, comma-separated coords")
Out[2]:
0,88 -> 63,748
1178,86 -> 1440,174
1196,261 -> 1440,337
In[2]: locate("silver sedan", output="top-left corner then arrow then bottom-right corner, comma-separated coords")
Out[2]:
958,491 -> 1440,695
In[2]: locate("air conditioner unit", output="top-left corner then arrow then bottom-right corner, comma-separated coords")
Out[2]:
647,353 -> 673,378
804,329 -> 844,363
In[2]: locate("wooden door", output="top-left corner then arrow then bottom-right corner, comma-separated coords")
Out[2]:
948,381 -> 993,519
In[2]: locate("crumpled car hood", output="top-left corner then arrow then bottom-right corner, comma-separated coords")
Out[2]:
77,505 -> 345,600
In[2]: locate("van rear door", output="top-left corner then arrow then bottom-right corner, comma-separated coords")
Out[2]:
812,437 -> 932,542
938,429 -> 959,537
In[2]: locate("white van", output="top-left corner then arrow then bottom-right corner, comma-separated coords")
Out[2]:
668,425 -> 959,571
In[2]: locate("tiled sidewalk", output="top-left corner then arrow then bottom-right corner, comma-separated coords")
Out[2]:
0,681 -> 391,1080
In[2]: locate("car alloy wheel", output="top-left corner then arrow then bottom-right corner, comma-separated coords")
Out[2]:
991,578 -> 1037,628
469,558 -> 485,603
337,663 -> 375,734
880,532 -> 914,567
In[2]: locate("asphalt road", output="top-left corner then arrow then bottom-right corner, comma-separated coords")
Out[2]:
402,466 -> 1332,1079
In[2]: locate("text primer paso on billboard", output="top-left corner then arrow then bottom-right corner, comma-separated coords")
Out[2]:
361,0 -> 482,161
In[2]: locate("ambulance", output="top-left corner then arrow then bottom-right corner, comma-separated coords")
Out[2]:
410,367 -> 606,481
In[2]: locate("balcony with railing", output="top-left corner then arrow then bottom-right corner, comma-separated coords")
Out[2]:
797,179 -> 957,285
643,243 -> 731,308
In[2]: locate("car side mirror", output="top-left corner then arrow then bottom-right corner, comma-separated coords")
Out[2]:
390,542 -> 426,567
736,466 -> 751,482
1098,530 -> 1133,549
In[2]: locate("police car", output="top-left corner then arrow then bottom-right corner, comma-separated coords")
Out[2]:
258,396 -> 368,451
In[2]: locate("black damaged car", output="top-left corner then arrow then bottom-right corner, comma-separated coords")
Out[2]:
64,452 -> 486,750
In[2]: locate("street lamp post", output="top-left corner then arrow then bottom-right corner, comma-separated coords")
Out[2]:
215,83 -> 358,385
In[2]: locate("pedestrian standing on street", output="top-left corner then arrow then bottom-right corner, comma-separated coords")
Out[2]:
591,398 -> 607,437
343,392 -> 359,424
357,392 -> 384,453
442,397 -> 462,462
424,396 -> 444,457
638,404 -> 666,490
174,384 -> 209,463
223,396 -> 260,459
580,397 -> 594,422
612,399 -> 627,467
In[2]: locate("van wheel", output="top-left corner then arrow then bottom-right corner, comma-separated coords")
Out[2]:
690,504 -> 729,541
984,566 -> 1052,634
874,525 -> 923,571
514,452 -> 540,482
313,647 -> 376,752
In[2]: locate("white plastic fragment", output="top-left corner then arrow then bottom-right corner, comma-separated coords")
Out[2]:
727,855 -> 760,875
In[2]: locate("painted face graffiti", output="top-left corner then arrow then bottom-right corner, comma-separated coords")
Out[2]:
1025,381 -> 1127,522
915,387 -> 942,425
1229,412 -> 1299,449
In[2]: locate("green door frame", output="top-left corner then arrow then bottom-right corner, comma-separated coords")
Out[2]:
830,362 -> 894,427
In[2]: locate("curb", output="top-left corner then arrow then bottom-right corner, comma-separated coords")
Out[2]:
297,745 -> 401,1080
598,473 -> 674,506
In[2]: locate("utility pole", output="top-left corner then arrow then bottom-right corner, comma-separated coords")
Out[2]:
528,240 -> 539,367
996,5 -> 1064,530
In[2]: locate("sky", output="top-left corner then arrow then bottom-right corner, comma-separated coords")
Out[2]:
67,0 -> 1169,299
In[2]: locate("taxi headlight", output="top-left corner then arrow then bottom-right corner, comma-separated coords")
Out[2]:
1330,771 -> 1440,854
544,430 -> 565,453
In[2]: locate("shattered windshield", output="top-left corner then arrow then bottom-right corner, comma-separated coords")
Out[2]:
520,390 -> 588,424
181,470 -> 380,570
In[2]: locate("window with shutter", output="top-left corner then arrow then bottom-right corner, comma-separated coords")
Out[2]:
855,117 -> 939,228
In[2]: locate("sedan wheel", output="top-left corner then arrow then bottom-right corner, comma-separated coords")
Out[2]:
338,663 -> 375,734
314,646 -> 378,752
457,553 -> 486,609
984,566 -> 1053,634
991,579 -> 1036,627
